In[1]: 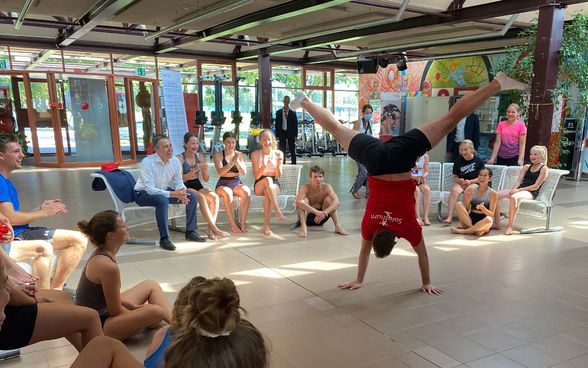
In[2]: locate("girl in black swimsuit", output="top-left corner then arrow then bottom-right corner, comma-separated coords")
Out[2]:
495,145 -> 549,235
214,132 -> 251,233
178,133 -> 230,240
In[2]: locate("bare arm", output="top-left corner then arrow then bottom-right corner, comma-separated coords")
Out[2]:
422,154 -> 429,178
517,134 -> 527,166
488,133 -> 502,164
295,186 -> 319,215
0,200 -> 65,226
199,153 -> 210,182
274,150 -> 284,178
96,260 -> 128,317
477,190 -> 498,217
337,238 -> 372,290
251,150 -> 264,180
413,241 -> 443,295
322,185 -> 340,215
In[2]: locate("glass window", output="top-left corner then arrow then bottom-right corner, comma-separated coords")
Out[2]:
62,50 -> 111,74
272,65 -> 301,88
201,63 -> 233,82
56,74 -> 115,162
306,69 -> 324,87
335,70 -> 359,90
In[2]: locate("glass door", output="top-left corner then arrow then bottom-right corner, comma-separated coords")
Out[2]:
116,77 -> 133,161
128,78 -> 157,153
18,73 -> 62,164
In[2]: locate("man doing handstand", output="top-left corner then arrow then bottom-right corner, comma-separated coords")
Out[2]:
292,165 -> 348,238
289,72 -> 526,294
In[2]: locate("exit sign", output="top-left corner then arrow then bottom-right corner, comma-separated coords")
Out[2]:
135,67 -> 146,77
0,60 -> 7,70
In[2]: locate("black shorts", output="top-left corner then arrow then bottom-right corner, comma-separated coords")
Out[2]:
0,304 -> 38,349
497,156 -> 519,166
254,176 -> 280,188
17,227 -> 56,241
469,212 -> 487,225
306,212 -> 330,226
347,129 -> 431,175
185,179 -> 204,191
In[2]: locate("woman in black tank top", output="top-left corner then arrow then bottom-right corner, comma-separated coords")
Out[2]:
214,132 -> 251,233
495,145 -> 549,235
75,210 -> 172,341
178,133 -> 230,240
451,168 -> 497,236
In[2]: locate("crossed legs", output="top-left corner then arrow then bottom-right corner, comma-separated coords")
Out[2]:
103,280 -> 172,341
254,177 -> 285,235
451,202 -> 493,236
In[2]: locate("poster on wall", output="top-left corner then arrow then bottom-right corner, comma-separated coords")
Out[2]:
160,69 -> 188,154
379,92 -> 403,141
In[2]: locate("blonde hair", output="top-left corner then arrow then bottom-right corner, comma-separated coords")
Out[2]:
530,145 -> 548,165
459,139 -> 476,154
508,103 -> 521,113
259,129 -> 277,150
165,277 -> 268,368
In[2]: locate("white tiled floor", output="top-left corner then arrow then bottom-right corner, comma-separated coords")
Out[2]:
4,156 -> 588,368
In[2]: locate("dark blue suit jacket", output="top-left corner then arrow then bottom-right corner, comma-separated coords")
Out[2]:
275,109 -> 298,139
91,170 -> 136,203
446,113 -> 480,152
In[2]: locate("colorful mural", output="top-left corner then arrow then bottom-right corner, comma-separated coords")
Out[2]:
423,56 -> 491,97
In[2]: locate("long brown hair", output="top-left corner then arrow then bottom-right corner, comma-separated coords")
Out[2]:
165,278 -> 268,368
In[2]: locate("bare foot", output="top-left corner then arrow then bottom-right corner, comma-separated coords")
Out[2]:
494,72 -> 528,91
450,227 -> 464,234
335,227 -> 348,235
230,223 -> 243,233
276,212 -> 287,222
240,223 -> 248,233
441,218 -> 452,225
423,218 -> 431,226
263,227 -> 273,236
298,228 -> 307,238
417,218 -> 424,226
505,227 -> 513,235
207,231 -> 218,240
214,228 -> 230,239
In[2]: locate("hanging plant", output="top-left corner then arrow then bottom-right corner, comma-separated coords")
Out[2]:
492,13 -> 588,167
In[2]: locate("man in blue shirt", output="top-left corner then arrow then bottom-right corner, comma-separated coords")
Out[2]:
0,134 -> 87,290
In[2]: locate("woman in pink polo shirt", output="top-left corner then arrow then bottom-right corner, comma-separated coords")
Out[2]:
487,103 -> 527,166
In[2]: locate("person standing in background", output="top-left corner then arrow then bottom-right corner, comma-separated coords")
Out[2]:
350,104 -> 374,199
446,97 -> 480,162
487,103 -> 527,166
275,96 -> 298,165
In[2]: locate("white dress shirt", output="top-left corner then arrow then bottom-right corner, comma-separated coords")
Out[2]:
134,154 -> 185,197
454,117 -> 467,142
282,109 -> 289,130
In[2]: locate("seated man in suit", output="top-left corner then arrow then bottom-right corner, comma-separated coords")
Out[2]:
275,95 -> 298,164
134,135 -> 206,251
446,97 -> 480,162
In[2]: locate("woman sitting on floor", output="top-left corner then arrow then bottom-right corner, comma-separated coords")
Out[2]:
442,139 -> 485,224
178,132 -> 229,240
0,254 -> 103,352
451,167 -> 497,236
494,145 -> 549,235
76,210 -> 172,341
251,129 -> 286,236
214,132 -> 251,233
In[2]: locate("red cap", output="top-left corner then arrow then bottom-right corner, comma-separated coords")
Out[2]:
100,163 -> 119,172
